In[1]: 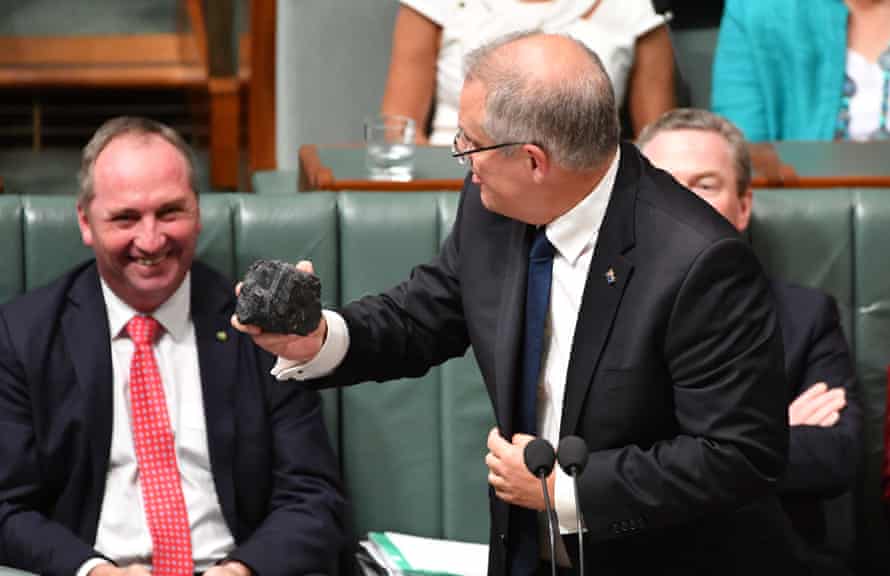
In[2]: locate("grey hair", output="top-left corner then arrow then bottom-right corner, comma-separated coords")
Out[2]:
78,116 -> 199,207
637,108 -> 752,196
463,31 -> 620,171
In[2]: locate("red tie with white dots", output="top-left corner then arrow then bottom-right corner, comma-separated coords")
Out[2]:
127,315 -> 193,576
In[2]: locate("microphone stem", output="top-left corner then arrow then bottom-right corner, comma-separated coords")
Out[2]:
539,475 -> 557,576
572,470 -> 584,576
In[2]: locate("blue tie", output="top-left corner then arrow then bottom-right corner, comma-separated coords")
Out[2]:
510,226 -> 555,576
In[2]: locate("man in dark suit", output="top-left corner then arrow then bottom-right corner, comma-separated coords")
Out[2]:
638,107 -> 861,574
235,34 -> 791,575
0,117 -> 346,576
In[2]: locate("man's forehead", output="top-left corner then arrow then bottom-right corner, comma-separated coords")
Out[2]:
94,134 -> 190,190
458,80 -> 488,139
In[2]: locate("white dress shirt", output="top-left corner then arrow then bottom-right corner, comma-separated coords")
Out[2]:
78,273 -> 235,576
273,149 -> 620,534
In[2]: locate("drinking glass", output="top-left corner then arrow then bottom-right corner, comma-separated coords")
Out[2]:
364,114 -> 416,181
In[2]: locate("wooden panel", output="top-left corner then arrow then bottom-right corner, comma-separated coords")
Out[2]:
207,0 -> 234,76
209,77 -> 241,190
0,34 -> 202,66
184,0 -> 209,68
248,0 -> 276,174
0,34 -> 208,88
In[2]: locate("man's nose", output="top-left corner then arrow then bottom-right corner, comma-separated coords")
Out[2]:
134,219 -> 165,253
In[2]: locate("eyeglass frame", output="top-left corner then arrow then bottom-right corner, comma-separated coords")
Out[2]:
451,128 -> 527,166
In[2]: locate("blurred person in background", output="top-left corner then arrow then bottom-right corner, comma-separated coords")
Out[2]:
381,0 -> 675,145
713,0 -> 890,141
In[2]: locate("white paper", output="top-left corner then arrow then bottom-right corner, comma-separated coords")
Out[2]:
383,532 -> 488,576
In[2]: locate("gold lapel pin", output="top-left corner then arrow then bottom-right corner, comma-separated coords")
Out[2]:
216,330 -> 228,342
605,268 -> 617,285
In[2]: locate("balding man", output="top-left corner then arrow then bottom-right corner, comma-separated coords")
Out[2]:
236,33 -> 795,575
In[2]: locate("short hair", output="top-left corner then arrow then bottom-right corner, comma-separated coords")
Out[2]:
637,108 -> 752,196
78,116 -> 198,208
464,32 -> 620,172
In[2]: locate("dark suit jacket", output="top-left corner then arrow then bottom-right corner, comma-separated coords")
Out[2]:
772,281 -> 861,554
316,143 -> 793,575
0,261 -> 346,576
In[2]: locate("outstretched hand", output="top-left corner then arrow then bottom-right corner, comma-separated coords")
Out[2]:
230,260 -> 328,363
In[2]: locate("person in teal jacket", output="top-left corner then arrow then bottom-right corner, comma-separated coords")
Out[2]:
712,0 -> 890,142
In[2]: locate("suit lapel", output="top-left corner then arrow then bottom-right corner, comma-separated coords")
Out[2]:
61,263 -> 114,540
494,222 -> 533,436
561,145 -> 639,435
190,264 -> 239,532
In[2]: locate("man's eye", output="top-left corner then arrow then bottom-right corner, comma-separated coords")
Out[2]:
694,179 -> 718,193
158,209 -> 182,220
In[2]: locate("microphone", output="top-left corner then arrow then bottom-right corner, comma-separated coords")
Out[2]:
557,435 -> 589,576
523,438 -> 558,576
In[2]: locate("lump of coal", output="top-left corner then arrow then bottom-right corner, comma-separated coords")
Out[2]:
236,259 -> 322,335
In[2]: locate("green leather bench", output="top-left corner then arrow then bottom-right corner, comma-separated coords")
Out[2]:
0,189 -> 888,574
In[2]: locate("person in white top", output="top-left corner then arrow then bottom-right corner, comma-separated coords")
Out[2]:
0,117 -> 346,576
381,0 -> 676,145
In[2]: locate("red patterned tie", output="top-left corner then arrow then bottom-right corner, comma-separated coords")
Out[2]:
127,315 -> 194,576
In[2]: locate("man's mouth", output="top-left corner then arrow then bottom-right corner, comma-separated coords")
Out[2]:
134,254 -> 166,267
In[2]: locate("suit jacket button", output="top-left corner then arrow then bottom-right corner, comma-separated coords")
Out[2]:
499,533 -> 507,547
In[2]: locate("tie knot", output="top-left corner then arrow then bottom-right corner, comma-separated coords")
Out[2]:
529,227 -> 555,261
127,315 -> 161,345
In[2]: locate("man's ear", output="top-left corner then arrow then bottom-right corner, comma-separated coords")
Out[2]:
737,186 -> 753,232
525,144 -> 549,184
76,202 -> 94,247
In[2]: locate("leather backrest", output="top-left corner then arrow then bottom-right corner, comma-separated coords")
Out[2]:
3,188 -> 888,568
852,189 -> 890,568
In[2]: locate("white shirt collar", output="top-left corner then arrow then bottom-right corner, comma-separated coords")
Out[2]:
546,146 -> 621,264
101,272 -> 192,341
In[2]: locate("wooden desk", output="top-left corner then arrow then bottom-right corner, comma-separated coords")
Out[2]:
751,141 -> 890,188
299,141 -> 890,191
299,144 -> 463,191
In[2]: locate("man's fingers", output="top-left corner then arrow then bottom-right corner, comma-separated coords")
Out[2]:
230,314 -> 261,335
296,260 -> 315,274
806,389 -> 846,427
235,281 -> 242,297
487,427 -> 509,454
819,410 -> 841,427
789,383 -> 842,425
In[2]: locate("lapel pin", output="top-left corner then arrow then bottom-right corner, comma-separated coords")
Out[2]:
216,330 -> 228,342
605,268 -> 617,285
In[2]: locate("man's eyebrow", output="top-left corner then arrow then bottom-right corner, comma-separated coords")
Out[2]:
689,170 -> 723,180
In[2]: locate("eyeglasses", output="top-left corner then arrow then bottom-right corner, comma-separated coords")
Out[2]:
451,129 -> 526,166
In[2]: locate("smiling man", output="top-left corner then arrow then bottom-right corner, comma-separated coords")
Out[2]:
235,34 -> 798,575
0,117 -> 346,576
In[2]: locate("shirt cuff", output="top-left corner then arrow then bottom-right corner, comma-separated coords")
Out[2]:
555,467 -> 580,534
271,310 -> 350,381
77,558 -> 112,576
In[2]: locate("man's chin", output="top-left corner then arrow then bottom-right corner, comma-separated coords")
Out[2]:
479,187 -> 498,212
